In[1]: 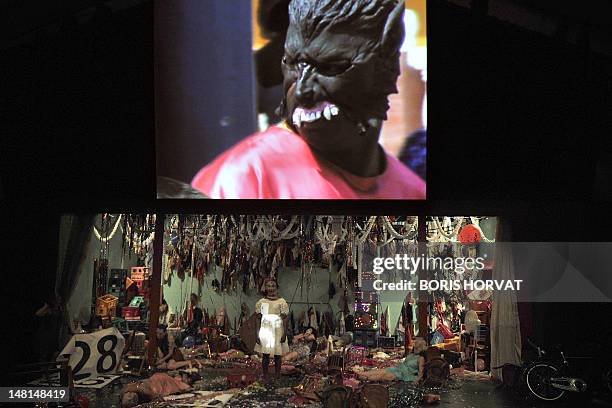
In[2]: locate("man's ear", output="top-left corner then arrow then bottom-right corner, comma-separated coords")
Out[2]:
380,1 -> 405,56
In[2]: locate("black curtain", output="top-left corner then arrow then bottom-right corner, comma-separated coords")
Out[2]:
55,215 -> 95,347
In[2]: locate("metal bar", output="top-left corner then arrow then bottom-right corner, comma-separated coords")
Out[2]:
147,214 -> 165,366
417,216 -> 429,343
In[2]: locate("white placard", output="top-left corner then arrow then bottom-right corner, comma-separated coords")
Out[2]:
74,374 -> 121,389
58,327 -> 125,381
28,373 -> 121,389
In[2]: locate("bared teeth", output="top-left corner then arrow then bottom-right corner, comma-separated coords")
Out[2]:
323,106 -> 331,120
292,110 -> 302,127
293,103 -> 339,125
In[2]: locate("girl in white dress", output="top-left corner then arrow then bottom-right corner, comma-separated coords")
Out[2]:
255,279 -> 289,381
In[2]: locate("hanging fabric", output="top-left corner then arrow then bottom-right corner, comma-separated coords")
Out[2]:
490,228 -> 522,380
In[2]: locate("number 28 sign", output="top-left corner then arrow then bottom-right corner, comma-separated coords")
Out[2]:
58,327 -> 125,381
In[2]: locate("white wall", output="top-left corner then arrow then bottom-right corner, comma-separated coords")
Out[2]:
162,262 -> 348,335
162,218 -> 497,337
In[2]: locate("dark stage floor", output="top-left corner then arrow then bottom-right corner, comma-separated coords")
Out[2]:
72,370 -> 612,408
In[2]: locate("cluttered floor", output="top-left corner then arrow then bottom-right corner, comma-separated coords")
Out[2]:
75,372 -> 612,408
72,351 -> 612,408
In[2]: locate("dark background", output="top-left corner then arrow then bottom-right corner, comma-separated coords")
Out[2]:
1,0 -> 612,381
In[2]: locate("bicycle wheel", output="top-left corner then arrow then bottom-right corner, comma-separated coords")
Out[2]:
525,363 -> 566,401
603,367 -> 612,394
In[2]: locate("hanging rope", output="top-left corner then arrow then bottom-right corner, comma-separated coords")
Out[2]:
315,216 -> 339,256
355,216 -> 377,244
271,215 -> 301,240
381,216 -> 418,240
93,214 -> 122,242
426,217 -> 464,242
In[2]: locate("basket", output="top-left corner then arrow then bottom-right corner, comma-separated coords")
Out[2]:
96,294 -> 118,317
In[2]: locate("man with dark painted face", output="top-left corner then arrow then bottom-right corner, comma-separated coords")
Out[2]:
192,0 -> 426,199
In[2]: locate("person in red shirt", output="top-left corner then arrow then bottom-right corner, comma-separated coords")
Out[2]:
192,0 -> 425,199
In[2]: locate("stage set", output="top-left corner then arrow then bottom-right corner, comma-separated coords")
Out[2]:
18,214 -> 561,408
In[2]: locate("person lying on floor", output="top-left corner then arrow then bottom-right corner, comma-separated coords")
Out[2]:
355,338 -> 441,404
282,327 -> 317,363
120,372 -> 192,408
155,325 -> 203,370
356,337 -> 428,384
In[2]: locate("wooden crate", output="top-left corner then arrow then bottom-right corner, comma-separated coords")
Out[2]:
96,294 -> 118,317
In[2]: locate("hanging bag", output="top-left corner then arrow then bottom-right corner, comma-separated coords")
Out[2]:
437,321 -> 454,339
437,311 -> 454,339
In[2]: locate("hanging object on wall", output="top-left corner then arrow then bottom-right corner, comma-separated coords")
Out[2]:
427,217 -> 464,243
328,282 -> 336,299
93,259 -> 108,300
238,302 -> 249,331
211,278 -> 221,292
160,214 -> 424,303
162,253 -> 172,283
315,216 -> 340,265
338,311 -> 346,335
93,214 -> 122,243
458,224 -> 482,245
380,305 -> 390,337
469,217 -> 495,243
121,214 -> 156,261
354,291 -> 379,330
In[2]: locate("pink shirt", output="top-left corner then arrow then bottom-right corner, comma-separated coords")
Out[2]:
192,126 -> 426,199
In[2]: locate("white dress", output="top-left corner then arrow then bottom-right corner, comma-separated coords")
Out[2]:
254,297 -> 290,356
